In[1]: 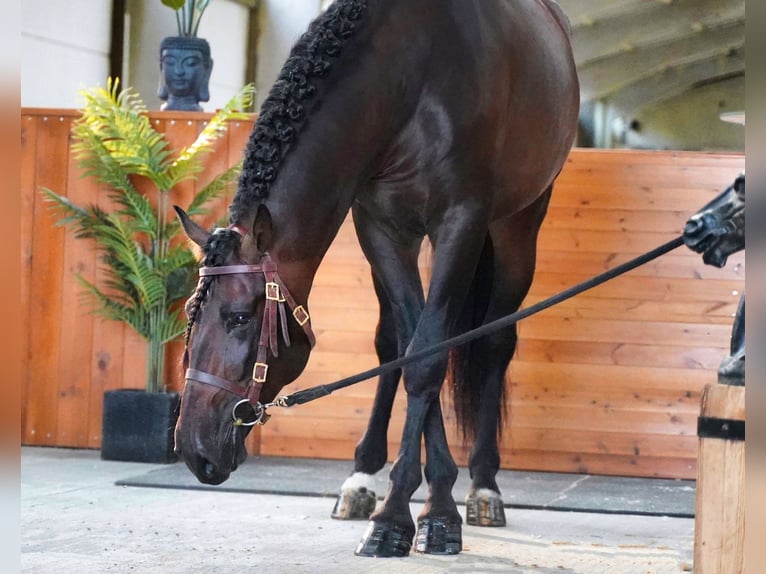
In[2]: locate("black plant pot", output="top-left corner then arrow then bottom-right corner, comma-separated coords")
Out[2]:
101,389 -> 180,463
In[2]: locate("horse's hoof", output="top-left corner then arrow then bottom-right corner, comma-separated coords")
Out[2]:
331,487 -> 377,520
465,489 -> 507,527
414,517 -> 462,554
354,520 -> 413,557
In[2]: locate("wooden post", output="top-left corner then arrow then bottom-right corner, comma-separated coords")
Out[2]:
694,383 -> 745,573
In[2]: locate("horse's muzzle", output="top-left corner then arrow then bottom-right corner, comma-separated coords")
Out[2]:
189,454 -> 232,485
683,214 -> 722,253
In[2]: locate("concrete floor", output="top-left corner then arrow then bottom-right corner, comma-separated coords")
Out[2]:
21,447 -> 695,573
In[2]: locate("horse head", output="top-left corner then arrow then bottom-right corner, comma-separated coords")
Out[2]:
683,174 -> 745,268
173,204 -> 314,484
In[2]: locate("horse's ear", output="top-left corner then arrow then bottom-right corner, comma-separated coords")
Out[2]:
174,206 -> 210,248
251,204 -> 274,254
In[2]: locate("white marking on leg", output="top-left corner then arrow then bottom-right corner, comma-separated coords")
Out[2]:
340,472 -> 377,493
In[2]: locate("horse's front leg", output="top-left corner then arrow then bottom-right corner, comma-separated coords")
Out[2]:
355,209 -> 488,557
354,337 -> 459,557
416,399 -> 462,553
332,273 -> 403,520
338,202 -> 425,529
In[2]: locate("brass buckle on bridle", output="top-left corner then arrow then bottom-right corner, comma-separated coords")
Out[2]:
293,305 -> 310,326
265,282 -> 285,302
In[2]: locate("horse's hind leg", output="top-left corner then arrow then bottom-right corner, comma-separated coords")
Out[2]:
465,187 -> 552,527
463,326 -> 516,526
332,272 -> 404,520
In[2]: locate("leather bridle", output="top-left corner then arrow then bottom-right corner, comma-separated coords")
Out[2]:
184,246 -> 316,427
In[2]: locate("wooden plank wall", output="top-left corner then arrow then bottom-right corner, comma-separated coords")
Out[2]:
508,151 -> 744,478
21,109 -> 744,479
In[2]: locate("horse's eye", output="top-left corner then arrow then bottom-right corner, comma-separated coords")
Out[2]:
229,312 -> 252,327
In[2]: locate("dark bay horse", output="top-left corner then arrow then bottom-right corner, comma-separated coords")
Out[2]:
174,0 -> 579,557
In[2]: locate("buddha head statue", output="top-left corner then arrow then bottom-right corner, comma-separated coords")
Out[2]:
158,36 -> 213,111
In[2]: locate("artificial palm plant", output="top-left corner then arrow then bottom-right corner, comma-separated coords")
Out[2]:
42,78 -> 254,393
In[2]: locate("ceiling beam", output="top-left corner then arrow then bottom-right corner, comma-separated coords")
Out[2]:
606,46 -> 745,117
578,20 -> 745,102
555,0 -> 646,27
560,0 -> 744,65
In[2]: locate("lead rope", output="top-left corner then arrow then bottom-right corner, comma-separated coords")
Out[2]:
264,235 -> 685,412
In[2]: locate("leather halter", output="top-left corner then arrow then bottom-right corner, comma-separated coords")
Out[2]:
184,247 -> 316,426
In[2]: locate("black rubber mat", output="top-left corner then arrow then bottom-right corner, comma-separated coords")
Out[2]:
116,456 -> 695,518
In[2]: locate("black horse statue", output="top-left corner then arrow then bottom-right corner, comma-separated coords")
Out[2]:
683,173 -> 745,385
174,0 -> 579,557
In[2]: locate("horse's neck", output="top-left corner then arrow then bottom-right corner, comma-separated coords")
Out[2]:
259,0 -> 427,269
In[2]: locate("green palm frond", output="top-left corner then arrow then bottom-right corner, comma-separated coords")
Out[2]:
158,311 -> 189,343
40,187 -> 97,231
158,244 -> 198,273
187,160 -> 242,216
75,79 -> 175,191
75,275 -> 150,337
93,214 -> 166,308
169,84 -> 254,185
160,245 -> 199,302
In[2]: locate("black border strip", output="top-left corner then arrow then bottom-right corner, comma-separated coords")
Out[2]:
697,416 -> 745,441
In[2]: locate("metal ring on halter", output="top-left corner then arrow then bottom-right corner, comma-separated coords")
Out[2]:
231,399 -> 263,427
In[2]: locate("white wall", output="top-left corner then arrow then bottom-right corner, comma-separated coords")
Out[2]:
199,1 -> 251,110
256,0 -> 322,109
21,0 -> 113,108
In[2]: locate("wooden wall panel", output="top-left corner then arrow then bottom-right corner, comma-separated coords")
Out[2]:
20,109 -> 242,448
21,109 -> 744,479
24,114 -> 70,446
505,150 -> 744,479
20,115 -> 38,441
55,141 -> 98,447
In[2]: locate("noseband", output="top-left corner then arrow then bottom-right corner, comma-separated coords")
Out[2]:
185,250 -> 316,426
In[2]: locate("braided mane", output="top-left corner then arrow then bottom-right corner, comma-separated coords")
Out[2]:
184,0 -> 369,346
230,0 -> 369,225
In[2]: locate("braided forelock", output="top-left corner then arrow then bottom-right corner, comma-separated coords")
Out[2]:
183,275 -> 211,353
183,229 -> 244,368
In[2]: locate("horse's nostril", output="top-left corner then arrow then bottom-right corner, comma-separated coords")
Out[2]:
684,218 -> 703,235
204,461 -> 216,477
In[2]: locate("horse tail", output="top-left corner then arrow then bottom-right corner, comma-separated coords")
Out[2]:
446,233 -> 499,442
